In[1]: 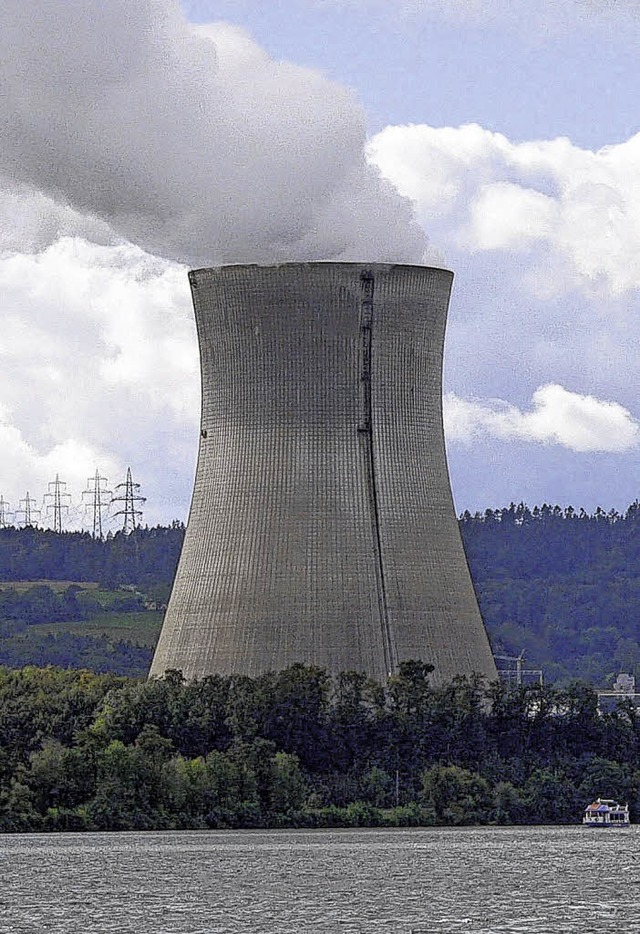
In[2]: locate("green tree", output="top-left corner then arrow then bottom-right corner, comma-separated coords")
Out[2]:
419,764 -> 491,825
361,766 -> 394,808
491,781 -> 528,824
26,740 -> 94,812
269,751 -> 309,817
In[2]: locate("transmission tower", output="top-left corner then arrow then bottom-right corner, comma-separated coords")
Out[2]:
16,492 -> 41,528
111,467 -> 146,533
82,469 -> 112,539
0,496 -> 14,528
44,474 -> 71,533
495,651 -> 543,688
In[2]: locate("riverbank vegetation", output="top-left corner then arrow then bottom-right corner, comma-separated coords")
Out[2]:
1,662 -> 638,832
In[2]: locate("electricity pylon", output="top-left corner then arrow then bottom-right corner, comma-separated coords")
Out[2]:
44,474 -> 71,533
0,496 -> 13,528
111,467 -> 145,533
16,492 -> 41,528
82,469 -> 112,539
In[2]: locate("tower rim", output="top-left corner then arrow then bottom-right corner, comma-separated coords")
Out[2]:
188,261 -> 454,279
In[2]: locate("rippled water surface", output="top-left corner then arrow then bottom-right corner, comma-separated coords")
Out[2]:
0,826 -> 638,933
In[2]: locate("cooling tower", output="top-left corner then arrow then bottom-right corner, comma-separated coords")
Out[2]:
150,263 -> 497,686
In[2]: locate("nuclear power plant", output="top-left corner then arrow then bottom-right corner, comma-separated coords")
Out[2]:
150,263 -> 497,686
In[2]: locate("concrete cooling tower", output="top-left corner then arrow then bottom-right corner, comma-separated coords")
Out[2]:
150,263 -> 497,686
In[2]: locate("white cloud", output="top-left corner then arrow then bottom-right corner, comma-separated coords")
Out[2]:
0,423 -> 121,531
0,1 -> 426,266
0,238 -> 199,528
470,183 -> 559,252
445,384 -> 640,453
0,239 -> 198,423
368,124 -> 640,296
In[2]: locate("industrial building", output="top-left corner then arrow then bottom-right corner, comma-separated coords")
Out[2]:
150,263 -> 497,685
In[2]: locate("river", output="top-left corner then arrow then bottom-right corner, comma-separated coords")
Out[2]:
0,826 -> 637,933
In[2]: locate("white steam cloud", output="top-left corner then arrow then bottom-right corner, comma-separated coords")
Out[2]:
0,1 -> 426,266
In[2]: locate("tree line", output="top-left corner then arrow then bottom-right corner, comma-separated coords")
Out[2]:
0,523 -> 184,590
1,662 -> 638,832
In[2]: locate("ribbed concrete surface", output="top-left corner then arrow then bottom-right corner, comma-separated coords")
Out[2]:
150,263 -> 497,685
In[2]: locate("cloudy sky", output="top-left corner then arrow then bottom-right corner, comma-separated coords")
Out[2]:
2,0 -> 639,528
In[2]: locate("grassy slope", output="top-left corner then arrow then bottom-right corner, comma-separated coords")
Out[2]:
30,611 -> 164,648
4,580 -> 100,592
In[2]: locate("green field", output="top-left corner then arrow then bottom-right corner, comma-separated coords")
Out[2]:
1,580 -> 100,593
31,611 -> 164,648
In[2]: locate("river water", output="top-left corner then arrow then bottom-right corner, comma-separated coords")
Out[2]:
0,826 -> 637,933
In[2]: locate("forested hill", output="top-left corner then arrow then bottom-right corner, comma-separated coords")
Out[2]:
0,523 -> 185,588
0,504 -> 639,685
0,524 -> 186,676
460,502 -> 640,580
460,502 -> 640,685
